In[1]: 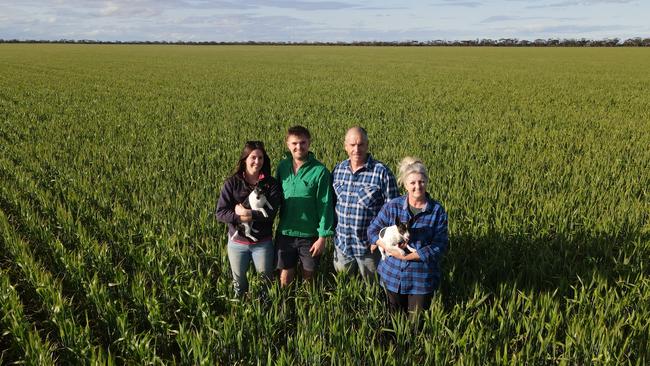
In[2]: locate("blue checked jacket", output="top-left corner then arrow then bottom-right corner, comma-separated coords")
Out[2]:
332,155 -> 399,257
367,194 -> 449,295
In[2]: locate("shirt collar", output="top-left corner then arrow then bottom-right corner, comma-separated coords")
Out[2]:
344,153 -> 374,172
284,151 -> 316,164
242,172 -> 265,180
401,193 -> 434,213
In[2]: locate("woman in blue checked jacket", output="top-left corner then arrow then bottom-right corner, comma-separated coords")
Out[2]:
367,157 -> 449,313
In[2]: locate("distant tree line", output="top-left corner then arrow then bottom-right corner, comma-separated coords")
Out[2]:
1,38 -> 649,46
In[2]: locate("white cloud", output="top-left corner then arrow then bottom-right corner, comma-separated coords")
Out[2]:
524,0 -> 638,8
0,0 -> 647,41
99,2 -> 121,16
480,15 -> 582,23
432,0 -> 483,7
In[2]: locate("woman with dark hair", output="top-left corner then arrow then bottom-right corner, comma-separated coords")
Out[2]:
216,141 -> 282,297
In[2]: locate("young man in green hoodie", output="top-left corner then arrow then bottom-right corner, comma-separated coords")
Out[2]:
276,125 -> 334,286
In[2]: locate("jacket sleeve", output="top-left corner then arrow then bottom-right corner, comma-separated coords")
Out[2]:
330,165 -> 339,230
251,179 -> 282,222
215,178 -> 241,225
415,207 -> 448,265
383,167 -> 399,203
316,168 -> 335,237
367,202 -> 392,245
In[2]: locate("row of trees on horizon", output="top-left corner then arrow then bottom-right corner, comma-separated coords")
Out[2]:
1,37 -> 650,46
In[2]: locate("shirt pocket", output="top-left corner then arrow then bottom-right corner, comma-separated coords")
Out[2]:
292,178 -> 315,198
357,184 -> 382,208
333,181 -> 345,199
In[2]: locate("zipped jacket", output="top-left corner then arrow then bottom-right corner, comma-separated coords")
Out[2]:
216,174 -> 282,243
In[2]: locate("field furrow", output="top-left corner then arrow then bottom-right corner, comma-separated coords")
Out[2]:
0,269 -> 56,365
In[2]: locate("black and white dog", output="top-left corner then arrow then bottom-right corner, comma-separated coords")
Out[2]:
378,217 -> 416,260
232,186 -> 273,242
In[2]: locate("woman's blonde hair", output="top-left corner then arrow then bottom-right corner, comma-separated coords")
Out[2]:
397,156 -> 428,187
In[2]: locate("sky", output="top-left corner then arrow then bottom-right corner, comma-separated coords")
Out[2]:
1,0 -> 648,42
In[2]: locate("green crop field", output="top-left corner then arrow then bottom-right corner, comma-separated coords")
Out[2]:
1,44 -> 649,364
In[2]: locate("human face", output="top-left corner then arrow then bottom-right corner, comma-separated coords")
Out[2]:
344,131 -> 368,166
404,173 -> 427,201
245,149 -> 264,176
286,134 -> 310,161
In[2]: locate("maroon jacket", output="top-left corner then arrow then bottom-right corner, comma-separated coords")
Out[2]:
216,174 -> 282,243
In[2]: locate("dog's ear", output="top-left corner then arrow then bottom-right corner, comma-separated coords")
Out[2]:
395,216 -> 402,226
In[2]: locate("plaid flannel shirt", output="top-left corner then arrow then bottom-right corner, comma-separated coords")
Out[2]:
367,195 -> 449,295
332,155 -> 399,257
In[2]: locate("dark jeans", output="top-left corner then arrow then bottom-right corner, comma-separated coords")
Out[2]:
385,289 -> 433,313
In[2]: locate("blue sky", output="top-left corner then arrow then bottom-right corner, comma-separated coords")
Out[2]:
1,0 -> 648,41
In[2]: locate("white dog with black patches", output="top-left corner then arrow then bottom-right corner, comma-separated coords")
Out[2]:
378,217 -> 416,260
232,186 -> 273,242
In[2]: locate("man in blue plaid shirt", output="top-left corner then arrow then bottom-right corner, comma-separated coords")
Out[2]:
331,127 -> 399,280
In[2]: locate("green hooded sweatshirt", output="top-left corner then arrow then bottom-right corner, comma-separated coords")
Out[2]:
276,152 -> 334,238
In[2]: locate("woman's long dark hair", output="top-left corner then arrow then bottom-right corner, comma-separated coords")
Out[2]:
231,140 -> 271,180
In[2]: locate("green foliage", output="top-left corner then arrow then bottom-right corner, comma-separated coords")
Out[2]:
0,44 -> 649,364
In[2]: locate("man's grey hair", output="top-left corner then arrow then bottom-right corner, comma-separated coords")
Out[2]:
345,126 -> 368,143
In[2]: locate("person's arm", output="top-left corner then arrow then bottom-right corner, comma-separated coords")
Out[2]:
389,249 -> 420,261
413,207 -> 449,263
315,169 -> 334,238
215,179 -> 242,224
367,202 -> 392,248
369,168 -> 399,253
384,168 -> 400,202
310,169 -> 334,257
234,205 -> 253,223
330,165 -> 339,230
